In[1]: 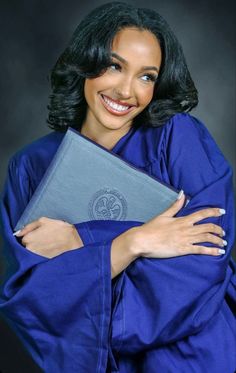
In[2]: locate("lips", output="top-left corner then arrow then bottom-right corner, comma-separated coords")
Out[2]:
100,94 -> 136,116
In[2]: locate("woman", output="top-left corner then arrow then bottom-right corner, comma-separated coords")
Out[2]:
0,2 -> 235,372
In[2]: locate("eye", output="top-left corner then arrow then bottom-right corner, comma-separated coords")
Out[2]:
141,73 -> 158,83
108,62 -> 121,72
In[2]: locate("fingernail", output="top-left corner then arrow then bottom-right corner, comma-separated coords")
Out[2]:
219,209 -> 226,215
222,230 -> 226,236
13,229 -> 21,236
177,190 -> 184,200
222,240 -> 227,246
218,249 -> 225,255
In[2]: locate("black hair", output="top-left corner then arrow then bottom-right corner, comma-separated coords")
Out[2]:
47,2 -> 198,132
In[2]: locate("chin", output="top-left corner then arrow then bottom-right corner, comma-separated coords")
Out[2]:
98,114 -> 132,131
103,123 -> 128,131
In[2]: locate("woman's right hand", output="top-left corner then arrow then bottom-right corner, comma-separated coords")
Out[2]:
130,191 -> 227,259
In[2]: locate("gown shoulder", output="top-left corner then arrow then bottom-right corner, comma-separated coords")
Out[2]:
9,130 -> 66,182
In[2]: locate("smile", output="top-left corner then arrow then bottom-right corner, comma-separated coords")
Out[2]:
100,94 -> 136,116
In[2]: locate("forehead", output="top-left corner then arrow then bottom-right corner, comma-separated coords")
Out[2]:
111,27 -> 162,66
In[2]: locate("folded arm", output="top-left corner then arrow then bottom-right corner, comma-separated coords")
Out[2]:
0,157 -> 112,372
71,115 -> 235,353
112,116 -> 235,352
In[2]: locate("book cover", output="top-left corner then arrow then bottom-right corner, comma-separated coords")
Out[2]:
14,128 -> 180,231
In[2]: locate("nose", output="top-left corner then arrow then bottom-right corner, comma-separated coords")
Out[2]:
114,76 -> 133,99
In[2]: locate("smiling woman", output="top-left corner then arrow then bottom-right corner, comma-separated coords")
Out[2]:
0,2 -> 235,373
82,28 -> 162,148
47,2 -> 198,134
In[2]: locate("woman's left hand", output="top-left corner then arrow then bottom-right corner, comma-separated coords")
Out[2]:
14,217 -> 84,258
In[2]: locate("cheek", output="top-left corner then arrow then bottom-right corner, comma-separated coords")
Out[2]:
138,86 -> 155,107
85,77 -> 115,108
84,80 -> 92,104
84,78 -> 102,102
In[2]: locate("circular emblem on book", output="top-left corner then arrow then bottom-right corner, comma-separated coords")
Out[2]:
88,188 -> 127,220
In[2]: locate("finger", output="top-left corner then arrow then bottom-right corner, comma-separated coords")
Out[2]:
14,220 -> 41,237
188,208 -> 226,224
191,223 -> 225,237
21,229 -> 38,245
161,190 -> 186,218
190,233 -> 227,247
190,245 -> 226,256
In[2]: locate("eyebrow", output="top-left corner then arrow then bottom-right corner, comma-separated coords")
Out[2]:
111,52 -> 159,73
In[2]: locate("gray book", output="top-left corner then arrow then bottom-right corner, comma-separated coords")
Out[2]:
14,128 -> 181,231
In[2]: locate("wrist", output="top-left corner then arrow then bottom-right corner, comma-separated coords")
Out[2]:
70,225 -> 84,249
110,227 -> 141,279
124,226 -> 142,259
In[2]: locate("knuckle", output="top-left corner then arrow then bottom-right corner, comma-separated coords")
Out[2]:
208,248 -> 219,256
209,248 -> 218,256
212,249 -> 219,256
202,209 -> 209,217
199,210 -> 210,220
194,246 -> 202,254
206,233 -> 212,241
211,208 -> 217,215
200,248 -> 210,255
214,237 -> 220,245
218,238 -> 224,246
195,246 -> 218,256
201,247 -> 211,255
199,248 -> 206,255
212,235 -> 218,243
196,208 -> 219,221
203,209 -> 210,217
214,208 -> 220,215
194,211 -> 204,220
199,246 -> 207,254
210,223 -> 215,232
21,237 -> 27,246
208,208 -> 217,217
219,224 -> 224,232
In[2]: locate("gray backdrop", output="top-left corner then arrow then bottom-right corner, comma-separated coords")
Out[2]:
0,0 -> 235,371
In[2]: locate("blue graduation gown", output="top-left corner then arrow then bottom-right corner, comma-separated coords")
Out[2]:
0,113 -> 235,372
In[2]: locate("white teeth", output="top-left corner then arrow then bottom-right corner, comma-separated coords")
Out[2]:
102,95 -> 131,112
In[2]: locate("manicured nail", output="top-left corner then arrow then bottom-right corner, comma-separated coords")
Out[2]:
222,240 -> 227,246
219,209 -> 226,215
13,229 -> 21,236
222,230 -> 226,236
218,249 -> 225,255
177,190 -> 184,200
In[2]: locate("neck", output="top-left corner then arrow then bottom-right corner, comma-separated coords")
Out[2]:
80,121 -> 132,150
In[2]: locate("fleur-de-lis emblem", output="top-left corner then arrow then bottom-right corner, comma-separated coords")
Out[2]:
96,196 -> 121,219
89,188 -> 127,220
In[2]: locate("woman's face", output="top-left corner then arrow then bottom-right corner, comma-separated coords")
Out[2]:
83,27 -> 162,135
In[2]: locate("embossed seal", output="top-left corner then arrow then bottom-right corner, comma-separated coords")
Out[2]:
88,188 -> 127,220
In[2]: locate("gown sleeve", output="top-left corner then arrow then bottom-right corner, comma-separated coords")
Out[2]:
0,157 -> 112,372
75,114 -> 235,356
111,113 -> 235,353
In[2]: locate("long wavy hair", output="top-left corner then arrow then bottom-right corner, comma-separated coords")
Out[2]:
47,2 -> 198,132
